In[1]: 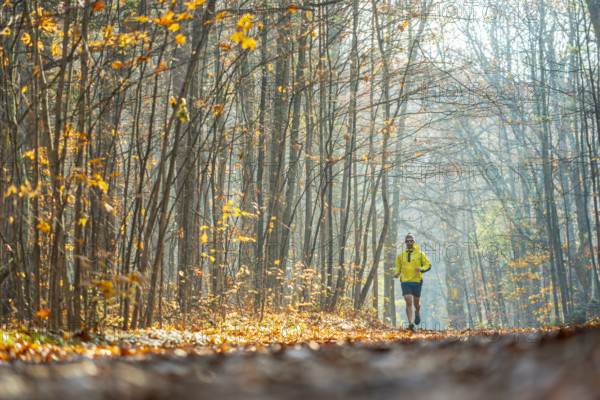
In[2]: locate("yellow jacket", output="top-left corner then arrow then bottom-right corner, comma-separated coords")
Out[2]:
395,244 -> 431,283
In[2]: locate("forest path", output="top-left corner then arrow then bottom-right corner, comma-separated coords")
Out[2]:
0,325 -> 599,400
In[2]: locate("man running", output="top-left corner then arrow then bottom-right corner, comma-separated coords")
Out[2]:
394,233 -> 431,331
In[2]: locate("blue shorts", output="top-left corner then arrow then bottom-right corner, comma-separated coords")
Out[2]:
401,283 -> 422,297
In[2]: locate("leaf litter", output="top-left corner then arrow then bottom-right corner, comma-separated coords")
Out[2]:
0,313 -> 598,400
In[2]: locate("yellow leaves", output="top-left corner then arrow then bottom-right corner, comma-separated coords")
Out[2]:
96,180 -> 109,194
118,32 -> 139,47
175,34 -> 186,45
92,280 -> 115,299
51,43 -> 60,58
86,174 -> 109,194
21,85 -> 28,94
184,0 -> 207,10
274,260 -> 280,266
120,272 -> 143,285
155,61 -> 167,74
168,23 -> 180,32
136,15 -> 150,22
37,220 -> 51,233
155,11 -> 175,27
92,0 -> 105,12
201,252 -> 216,262
241,36 -> 257,50
230,14 -> 257,51
0,27 -> 10,36
236,14 -> 253,33
36,8 -> 57,32
4,184 -> 17,198
200,232 -> 209,244
112,61 -> 123,69
214,11 -> 228,21
289,4 -> 298,13
5,180 -> 40,199
21,32 -> 31,46
78,217 -> 88,227
88,157 -> 105,165
231,31 -> 245,44
35,308 -> 51,319
177,12 -> 194,21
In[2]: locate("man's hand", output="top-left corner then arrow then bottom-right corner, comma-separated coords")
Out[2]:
414,267 -> 421,272
394,273 -> 400,279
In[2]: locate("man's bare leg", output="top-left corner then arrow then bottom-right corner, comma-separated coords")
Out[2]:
414,296 -> 421,325
414,296 -> 420,318
404,294 -> 413,325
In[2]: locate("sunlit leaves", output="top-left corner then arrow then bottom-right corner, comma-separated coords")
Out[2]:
201,252 -> 215,262
215,11 -> 228,21
240,36 -> 257,50
177,12 -> 193,21
51,43 -> 60,57
230,14 -> 257,51
21,32 -> 31,46
236,14 -> 253,33
5,180 -> 40,199
35,309 -> 50,319
184,0 -> 207,10
231,31 -> 245,43
35,7 -> 57,32
36,220 -> 51,233
155,61 -> 167,74
175,33 -> 186,45
92,1 -> 105,12
154,11 -> 176,27
118,272 -> 144,285
234,235 -> 255,242
92,280 -> 115,299
4,184 -> 17,198
86,174 -> 109,194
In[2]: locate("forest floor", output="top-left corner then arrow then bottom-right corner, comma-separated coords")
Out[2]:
0,314 -> 599,400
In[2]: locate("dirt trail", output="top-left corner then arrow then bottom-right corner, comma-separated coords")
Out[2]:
0,326 -> 599,400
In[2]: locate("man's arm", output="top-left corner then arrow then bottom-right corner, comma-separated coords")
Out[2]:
420,252 -> 431,273
394,253 -> 402,278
